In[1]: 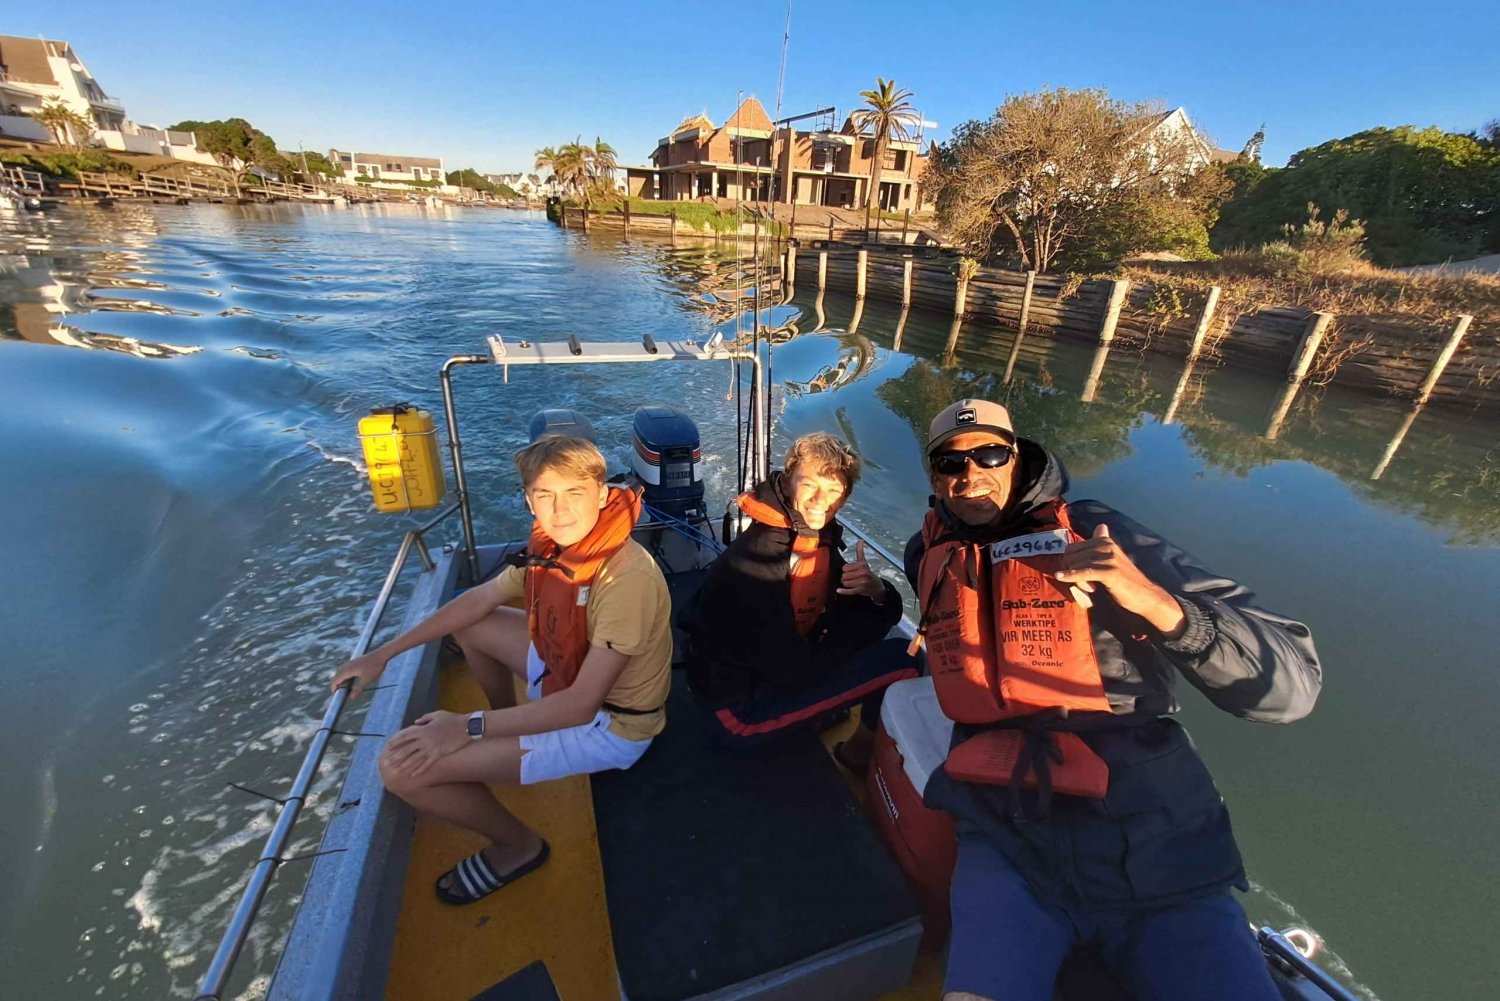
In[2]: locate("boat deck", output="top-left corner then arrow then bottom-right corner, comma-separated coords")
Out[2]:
383,657 -> 943,1001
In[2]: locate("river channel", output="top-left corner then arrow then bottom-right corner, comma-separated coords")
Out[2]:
1,203 -> 1496,1000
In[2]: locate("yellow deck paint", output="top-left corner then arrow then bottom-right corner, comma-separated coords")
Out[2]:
385,665 -> 941,1000
383,661 -> 620,1001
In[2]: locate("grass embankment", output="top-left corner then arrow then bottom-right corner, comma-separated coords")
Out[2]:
1,146 -> 146,181
1104,244 -> 1500,334
590,195 -> 762,234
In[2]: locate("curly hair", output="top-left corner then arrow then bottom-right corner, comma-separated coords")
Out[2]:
784,432 -> 861,489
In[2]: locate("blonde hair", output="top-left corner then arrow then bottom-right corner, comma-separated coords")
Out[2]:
784,432 -> 861,490
514,435 -> 607,487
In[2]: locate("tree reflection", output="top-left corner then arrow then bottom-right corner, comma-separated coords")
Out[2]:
876,356 -> 1148,476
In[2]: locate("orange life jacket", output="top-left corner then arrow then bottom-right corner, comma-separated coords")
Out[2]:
915,500 -> 1114,802
524,486 -> 642,696
737,490 -> 831,637
915,499 -> 1112,725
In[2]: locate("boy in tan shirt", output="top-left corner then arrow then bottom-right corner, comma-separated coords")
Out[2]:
331,436 -> 670,904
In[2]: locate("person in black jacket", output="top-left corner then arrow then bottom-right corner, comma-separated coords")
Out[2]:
906,399 -> 1322,1001
682,433 -> 912,756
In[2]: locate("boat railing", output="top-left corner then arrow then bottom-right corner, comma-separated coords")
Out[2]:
194,500 -> 460,1001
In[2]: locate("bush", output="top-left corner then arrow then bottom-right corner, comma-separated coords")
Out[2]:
354,176 -> 441,188
0,149 -> 137,180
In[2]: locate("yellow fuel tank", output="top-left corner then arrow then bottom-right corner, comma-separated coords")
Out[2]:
358,406 -> 447,512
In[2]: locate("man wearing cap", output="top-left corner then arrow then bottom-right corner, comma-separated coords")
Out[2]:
905,399 -> 1322,1001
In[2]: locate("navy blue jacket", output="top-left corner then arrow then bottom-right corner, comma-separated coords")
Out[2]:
904,439 -> 1322,909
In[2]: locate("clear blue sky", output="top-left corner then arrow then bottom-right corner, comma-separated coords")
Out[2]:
12,1 -> 1498,174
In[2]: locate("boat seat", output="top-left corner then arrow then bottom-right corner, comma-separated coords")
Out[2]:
591,673 -> 923,1001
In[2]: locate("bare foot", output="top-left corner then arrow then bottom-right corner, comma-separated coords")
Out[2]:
481,830 -> 546,876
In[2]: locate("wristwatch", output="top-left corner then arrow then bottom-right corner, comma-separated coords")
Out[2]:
466,711 -> 486,740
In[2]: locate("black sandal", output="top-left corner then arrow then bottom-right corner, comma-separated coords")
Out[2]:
435,840 -> 550,905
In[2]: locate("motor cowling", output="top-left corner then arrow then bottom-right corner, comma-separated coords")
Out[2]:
630,406 -> 705,522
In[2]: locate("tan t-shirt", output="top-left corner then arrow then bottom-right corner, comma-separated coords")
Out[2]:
488,538 -> 672,741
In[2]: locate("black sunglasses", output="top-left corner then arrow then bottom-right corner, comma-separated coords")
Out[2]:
930,443 -> 1016,477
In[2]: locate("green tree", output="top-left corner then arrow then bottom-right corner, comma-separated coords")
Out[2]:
928,88 -> 1213,271
534,137 -> 618,210
1209,125 -> 1500,266
851,78 -> 920,228
295,150 -> 340,178
31,100 -> 93,150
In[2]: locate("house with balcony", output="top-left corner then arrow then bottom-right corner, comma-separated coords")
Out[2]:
623,96 -> 932,212
0,35 -> 126,143
328,149 -> 447,187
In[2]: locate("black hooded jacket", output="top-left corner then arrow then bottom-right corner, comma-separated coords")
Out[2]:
904,439 -> 1322,909
681,473 -> 903,706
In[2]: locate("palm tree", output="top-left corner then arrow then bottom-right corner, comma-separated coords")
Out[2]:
850,78 -> 921,228
31,100 -> 94,150
591,136 -> 617,185
533,146 -> 559,192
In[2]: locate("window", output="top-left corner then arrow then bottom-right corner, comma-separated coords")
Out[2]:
412,168 -> 424,180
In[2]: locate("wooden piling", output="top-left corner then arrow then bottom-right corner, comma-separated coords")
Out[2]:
856,249 -> 868,299
954,272 -> 971,317
1098,279 -> 1130,345
1187,286 -> 1221,363
943,315 -> 964,359
902,256 -> 913,306
560,205 -> 568,228
818,250 -> 828,290
828,218 -> 835,242
1286,311 -> 1334,383
893,307 -> 910,352
848,298 -> 864,335
1266,311 -> 1335,439
1003,270 -> 1037,384
623,198 -> 631,240
1414,314 -> 1473,407
790,201 -> 798,241
1371,405 -> 1422,481
670,209 -> 678,246
902,209 -> 911,245
785,243 -> 797,288
1080,343 -> 1111,403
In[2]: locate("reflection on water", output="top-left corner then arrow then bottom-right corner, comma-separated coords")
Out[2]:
0,204 -> 1496,1001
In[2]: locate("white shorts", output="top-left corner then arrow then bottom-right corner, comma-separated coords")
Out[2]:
518,644 -> 652,785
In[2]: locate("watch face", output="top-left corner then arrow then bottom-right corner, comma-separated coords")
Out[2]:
466,714 -> 483,737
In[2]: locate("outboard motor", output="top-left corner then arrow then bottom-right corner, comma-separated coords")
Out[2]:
630,406 -> 706,522
528,407 -> 596,443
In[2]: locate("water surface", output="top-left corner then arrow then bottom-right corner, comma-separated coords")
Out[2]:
1,203 -> 1496,1000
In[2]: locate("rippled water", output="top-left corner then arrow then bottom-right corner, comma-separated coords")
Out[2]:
1,203 -> 1496,1001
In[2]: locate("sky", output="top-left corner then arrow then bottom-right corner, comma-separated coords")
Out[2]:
11,1 -> 1498,175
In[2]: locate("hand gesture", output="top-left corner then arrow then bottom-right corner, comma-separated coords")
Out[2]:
330,651 -> 389,699
1053,524 -> 1184,635
837,541 -> 887,602
379,710 -> 468,778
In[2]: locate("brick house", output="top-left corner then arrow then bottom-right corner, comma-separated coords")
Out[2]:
624,96 -> 931,211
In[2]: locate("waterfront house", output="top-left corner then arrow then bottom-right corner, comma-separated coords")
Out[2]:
0,35 -> 125,143
0,34 -> 217,164
623,96 -> 932,212
329,149 -> 447,187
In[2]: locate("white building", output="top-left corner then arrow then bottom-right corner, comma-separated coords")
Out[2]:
1147,108 -> 1238,171
0,35 -> 125,144
329,149 -> 447,187
0,34 -> 217,165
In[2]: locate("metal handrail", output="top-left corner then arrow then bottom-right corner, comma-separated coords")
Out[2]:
1258,927 -> 1361,1001
194,501 -> 459,1000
